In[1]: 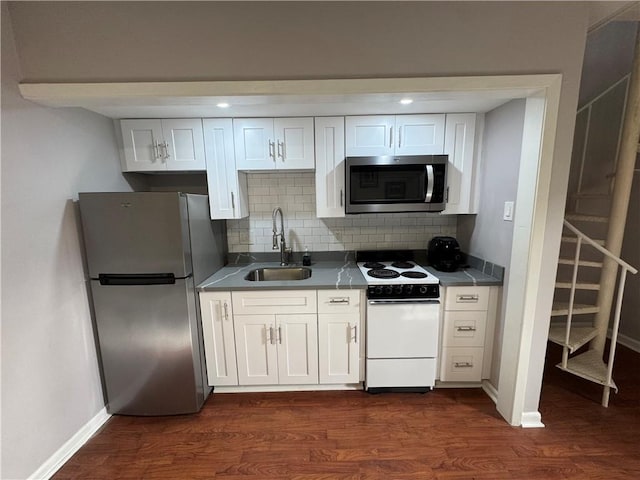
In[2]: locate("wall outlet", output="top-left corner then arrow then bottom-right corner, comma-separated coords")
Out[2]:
503,201 -> 514,221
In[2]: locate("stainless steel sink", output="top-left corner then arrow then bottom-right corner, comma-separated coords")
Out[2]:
245,267 -> 312,282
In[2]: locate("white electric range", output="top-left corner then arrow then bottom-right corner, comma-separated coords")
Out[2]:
356,251 -> 440,393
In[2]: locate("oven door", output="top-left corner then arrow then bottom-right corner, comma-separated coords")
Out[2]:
345,155 -> 447,213
366,299 -> 440,358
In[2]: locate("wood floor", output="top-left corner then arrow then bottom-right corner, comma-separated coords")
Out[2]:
54,344 -> 640,479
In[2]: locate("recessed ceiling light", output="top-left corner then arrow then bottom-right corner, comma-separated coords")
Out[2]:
216,102 -> 230,108
399,98 -> 413,105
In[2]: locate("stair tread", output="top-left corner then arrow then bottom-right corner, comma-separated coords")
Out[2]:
558,258 -> 604,268
565,213 -> 609,223
561,236 -> 606,246
548,325 -> 599,353
556,349 -> 617,390
555,282 -> 601,290
551,302 -> 599,316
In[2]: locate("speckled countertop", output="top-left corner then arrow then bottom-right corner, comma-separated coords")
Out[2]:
197,260 -> 367,291
197,260 -> 502,291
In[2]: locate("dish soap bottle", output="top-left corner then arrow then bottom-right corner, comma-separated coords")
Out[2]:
302,247 -> 311,266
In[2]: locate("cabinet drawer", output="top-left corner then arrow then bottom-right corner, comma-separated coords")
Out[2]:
317,290 -> 361,314
444,286 -> 489,311
232,290 -> 317,315
440,347 -> 484,382
442,310 -> 487,348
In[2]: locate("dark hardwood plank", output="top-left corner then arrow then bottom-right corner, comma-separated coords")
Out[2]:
52,344 -> 640,479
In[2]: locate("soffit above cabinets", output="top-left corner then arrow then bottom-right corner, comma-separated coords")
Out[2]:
19,77 -> 546,119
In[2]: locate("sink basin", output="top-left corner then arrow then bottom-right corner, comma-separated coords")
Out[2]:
245,267 -> 312,282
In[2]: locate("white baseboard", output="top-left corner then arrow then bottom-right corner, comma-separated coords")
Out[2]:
29,407 -> 111,480
520,411 -> 545,428
481,380 -> 498,404
214,383 -> 363,394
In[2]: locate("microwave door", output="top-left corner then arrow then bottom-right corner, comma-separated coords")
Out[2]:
425,165 -> 434,203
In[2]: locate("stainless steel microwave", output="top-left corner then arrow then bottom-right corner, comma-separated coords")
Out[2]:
345,155 -> 448,214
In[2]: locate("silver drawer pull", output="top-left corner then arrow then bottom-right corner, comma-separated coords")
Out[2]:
456,326 -> 476,332
456,295 -> 479,302
454,362 -> 474,368
329,298 -> 350,304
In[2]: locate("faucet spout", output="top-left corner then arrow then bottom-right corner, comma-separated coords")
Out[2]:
272,207 -> 291,265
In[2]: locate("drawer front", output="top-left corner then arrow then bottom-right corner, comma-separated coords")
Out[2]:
232,290 -> 317,315
317,290 -> 361,314
367,358 -> 437,388
444,286 -> 489,311
442,310 -> 487,347
440,347 -> 484,382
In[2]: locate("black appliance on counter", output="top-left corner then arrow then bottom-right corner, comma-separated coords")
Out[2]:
427,236 -> 463,272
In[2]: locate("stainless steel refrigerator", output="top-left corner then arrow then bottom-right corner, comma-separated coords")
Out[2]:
79,192 -> 227,415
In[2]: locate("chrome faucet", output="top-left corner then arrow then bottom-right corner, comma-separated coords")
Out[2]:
272,207 -> 292,266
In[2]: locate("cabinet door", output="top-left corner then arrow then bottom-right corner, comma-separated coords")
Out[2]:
203,119 -> 249,219
233,118 -> 275,170
345,115 -> 395,156
234,315 -> 279,385
315,117 -> 346,218
395,114 -> 445,155
276,314 -> 318,385
200,292 -> 238,386
161,119 -> 206,171
275,117 -> 315,169
120,119 -> 164,171
318,314 -> 359,384
442,113 -> 479,214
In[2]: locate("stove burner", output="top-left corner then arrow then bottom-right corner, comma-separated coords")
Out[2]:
363,262 -> 386,269
368,268 -> 400,279
391,261 -> 415,269
401,271 -> 428,279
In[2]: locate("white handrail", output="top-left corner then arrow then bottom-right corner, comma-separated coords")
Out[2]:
564,220 -> 638,274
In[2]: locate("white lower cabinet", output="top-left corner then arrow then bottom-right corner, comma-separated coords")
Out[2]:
200,292 -> 238,386
201,289 -> 363,389
439,285 -> 499,382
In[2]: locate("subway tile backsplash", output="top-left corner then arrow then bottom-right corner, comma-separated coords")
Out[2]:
226,172 -> 457,253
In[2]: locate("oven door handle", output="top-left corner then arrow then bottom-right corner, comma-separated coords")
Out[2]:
424,164 -> 434,203
368,299 -> 440,305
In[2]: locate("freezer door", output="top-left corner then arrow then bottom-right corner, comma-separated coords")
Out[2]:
90,277 -> 205,415
79,192 -> 191,277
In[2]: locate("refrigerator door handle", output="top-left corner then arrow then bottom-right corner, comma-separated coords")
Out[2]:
98,273 -> 177,286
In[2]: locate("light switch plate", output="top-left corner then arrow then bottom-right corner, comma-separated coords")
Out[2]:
503,201 -> 514,221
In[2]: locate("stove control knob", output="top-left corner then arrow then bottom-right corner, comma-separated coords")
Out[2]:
405,285 -> 414,294
419,285 -> 429,295
394,285 -> 403,294
374,286 -> 384,295
384,286 -> 393,295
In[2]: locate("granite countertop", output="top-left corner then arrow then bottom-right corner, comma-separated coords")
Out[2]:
198,260 -> 367,291
424,266 -> 503,287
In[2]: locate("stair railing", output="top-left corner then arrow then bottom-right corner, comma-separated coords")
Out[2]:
563,219 -> 638,406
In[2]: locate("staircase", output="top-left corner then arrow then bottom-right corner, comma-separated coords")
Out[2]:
550,217 -> 636,406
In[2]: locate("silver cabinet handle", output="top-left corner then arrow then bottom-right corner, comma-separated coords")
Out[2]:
389,126 -> 393,148
353,325 -> 358,343
269,140 -> 275,161
456,326 -> 476,332
223,302 -> 229,320
278,326 -> 282,344
268,326 -> 275,345
398,126 -> 402,148
446,186 -> 450,203
277,140 -> 285,161
329,298 -> 350,304
340,189 -> 344,207
231,192 -> 235,211
457,295 -> 479,302
153,140 -> 161,160
454,362 -> 474,368
161,141 -> 170,160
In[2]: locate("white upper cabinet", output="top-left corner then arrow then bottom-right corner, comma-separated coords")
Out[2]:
315,117 -> 346,218
120,119 -> 206,172
345,114 -> 445,157
233,117 -> 314,170
441,113 -> 483,215
203,118 -> 249,220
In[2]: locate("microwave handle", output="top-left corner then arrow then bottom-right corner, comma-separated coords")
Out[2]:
424,165 -> 434,203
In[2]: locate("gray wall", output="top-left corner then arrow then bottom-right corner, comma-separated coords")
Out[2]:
1,5 -> 133,479
457,99 -> 527,387
3,1 -> 590,474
